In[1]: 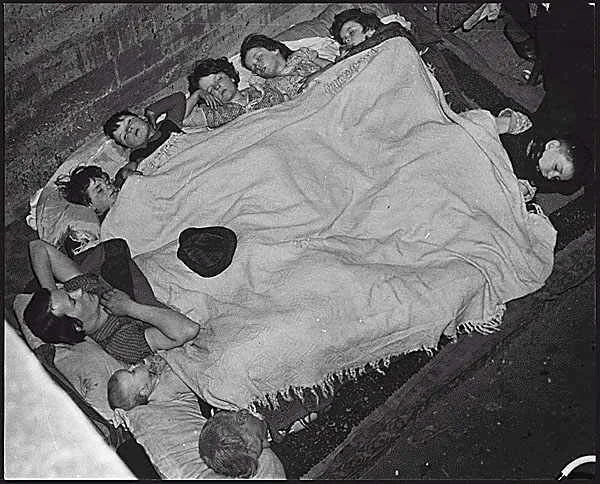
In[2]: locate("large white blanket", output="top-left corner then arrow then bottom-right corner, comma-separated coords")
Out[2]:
101,37 -> 555,409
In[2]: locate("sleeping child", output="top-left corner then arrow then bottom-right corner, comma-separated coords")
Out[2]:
492,108 -> 591,199
328,8 -> 474,113
240,33 -> 331,99
103,91 -> 198,188
198,409 -> 276,478
329,8 -> 417,62
107,358 -> 286,478
184,57 -> 285,129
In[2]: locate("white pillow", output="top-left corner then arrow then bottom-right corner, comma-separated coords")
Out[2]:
127,392 -> 286,479
26,134 -> 129,238
34,185 -> 101,254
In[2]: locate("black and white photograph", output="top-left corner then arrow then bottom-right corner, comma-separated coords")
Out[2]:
4,2 -> 597,480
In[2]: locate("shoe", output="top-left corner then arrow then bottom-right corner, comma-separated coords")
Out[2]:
504,23 -> 537,61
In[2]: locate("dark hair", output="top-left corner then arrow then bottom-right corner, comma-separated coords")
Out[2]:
187,57 -> 240,94
103,110 -> 134,146
55,165 -> 109,206
23,288 -> 86,345
527,131 -> 591,184
329,8 -> 384,44
240,33 -> 293,71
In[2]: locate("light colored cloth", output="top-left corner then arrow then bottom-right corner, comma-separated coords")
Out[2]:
4,323 -> 134,479
102,37 -> 555,410
462,3 -> 502,30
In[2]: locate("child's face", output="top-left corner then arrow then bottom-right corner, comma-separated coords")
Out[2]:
339,20 -> 374,47
197,72 -> 239,103
244,47 -> 286,78
49,287 -> 101,333
538,140 -> 575,181
118,363 -> 155,401
112,114 -> 152,149
86,174 -> 118,215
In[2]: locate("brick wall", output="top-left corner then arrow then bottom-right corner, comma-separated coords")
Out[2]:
4,3 -> 329,225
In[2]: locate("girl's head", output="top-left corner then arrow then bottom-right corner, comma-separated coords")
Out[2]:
240,33 -> 292,78
23,288 -> 87,345
103,110 -> 153,150
188,57 -> 241,103
329,8 -> 383,47
528,133 -> 591,183
55,165 -> 118,215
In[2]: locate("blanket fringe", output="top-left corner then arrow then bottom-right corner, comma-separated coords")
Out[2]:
251,305 -> 506,412
456,303 -> 506,335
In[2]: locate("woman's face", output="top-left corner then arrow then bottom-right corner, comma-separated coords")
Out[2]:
197,72 -> 238,103
538,140 -> 575,181
244,47 -> 286,78
339,20 -> 374,47
50,288 -> 101,333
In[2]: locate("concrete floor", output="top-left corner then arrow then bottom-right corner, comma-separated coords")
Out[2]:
367,12 -> 596,481
306,8 -> 596,480
361,239 -> 595,479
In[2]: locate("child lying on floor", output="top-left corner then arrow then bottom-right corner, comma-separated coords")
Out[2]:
198,409 -> 276,478
103,91 -> 197,188
329,8 -> 417,62
240,33 -> 331,99
107,357 -> 287,478
184,57 -> 285,129
55,165 -> 119,219
492,108 -> 591,200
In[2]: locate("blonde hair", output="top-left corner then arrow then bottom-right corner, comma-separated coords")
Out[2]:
198,411 -> 260,478
107,369 -> 149,410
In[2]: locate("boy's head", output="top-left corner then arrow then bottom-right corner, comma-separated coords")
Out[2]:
107,364 -> 155,411
103,110 -> 152,149
240,33 -> 293,77
198,409 -> 269,478
55,165 -> 118,216
531,133 -> 591,183
330,8 -> 383,47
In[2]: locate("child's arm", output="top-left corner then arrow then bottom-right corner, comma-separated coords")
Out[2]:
312,55 -> 332,69
144,92 -> 187,128
29,239 -> 84,289
184,90 -> 204,119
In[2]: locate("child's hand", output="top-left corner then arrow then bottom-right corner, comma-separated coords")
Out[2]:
144,109 -> 158,129
518,179 -> 537,203
197,89 -> 222,110
114,162 -> 141,189
111,408 -> 131,429
101,288 -> 135,316
498,108 -> 532,135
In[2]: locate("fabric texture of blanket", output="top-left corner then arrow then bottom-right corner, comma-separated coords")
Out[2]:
101,37 -> 555,410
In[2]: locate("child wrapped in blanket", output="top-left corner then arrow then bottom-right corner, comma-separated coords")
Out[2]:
102,91 -> 197,189
240,33 -> 332,100
183,57 -> 286,129
107,357 -> 286,479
